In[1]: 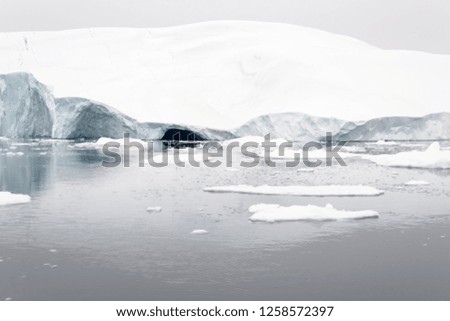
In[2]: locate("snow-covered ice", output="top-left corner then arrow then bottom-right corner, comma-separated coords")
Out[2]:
248,203 -> 379,222
361,142 -> 450,169
0,192 -> 31,206
204,185 -> 384,196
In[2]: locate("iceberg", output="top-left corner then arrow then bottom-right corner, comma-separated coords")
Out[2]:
248,203 -> 379,222
53,97 -> 138,139
337,113 -> 450,141
361,142 -> 450,169
1,22 -> 450,129
0,191 -> 31,206
204,184 -> 384,196
55,97 -> 234,141
0,73 -> 54,138
233,113 -> 352,142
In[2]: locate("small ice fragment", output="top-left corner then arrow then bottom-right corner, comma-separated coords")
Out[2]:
191,229 -> 209,235
146,206 -> 162,213
49,249 -> 58,253
297,168 -> 315,172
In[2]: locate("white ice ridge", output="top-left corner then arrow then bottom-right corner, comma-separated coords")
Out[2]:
204,184 -> 384,196
362,142 -> 450,169
248,203 -> 379,222
0,192 -> 31,206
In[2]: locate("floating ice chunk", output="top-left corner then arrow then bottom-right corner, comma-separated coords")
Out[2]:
6,151 -> 24,156
43,263 -> 59,269
0,137 -> 8,142
297,168 -> 315,173
341,145 -> 366,153
249,203 -> 379,222
361,142 -> 450,169
191,229 -> 209,234
146,206 -> 162,213
49,249 -> 58,253
0,192 -> 31,206
404,180 -> 430,186
204,184 -> 384,196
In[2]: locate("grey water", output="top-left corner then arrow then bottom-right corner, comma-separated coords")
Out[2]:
0,140 -> 449,300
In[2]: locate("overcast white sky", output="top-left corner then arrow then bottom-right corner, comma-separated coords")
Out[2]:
0,0 -> 449,54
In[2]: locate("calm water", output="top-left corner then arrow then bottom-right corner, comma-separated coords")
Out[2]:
0,140 -> 449,300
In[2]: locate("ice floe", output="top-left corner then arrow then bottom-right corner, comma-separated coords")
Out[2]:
5,151 -> 24,156
361,142 -> 450,169
191,229 -> 209,235
248,203 -> 379,222
74,137 -> 149,149
204,184 -> 384,196
0,192 -> 31,206
404,180 -> 430,186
